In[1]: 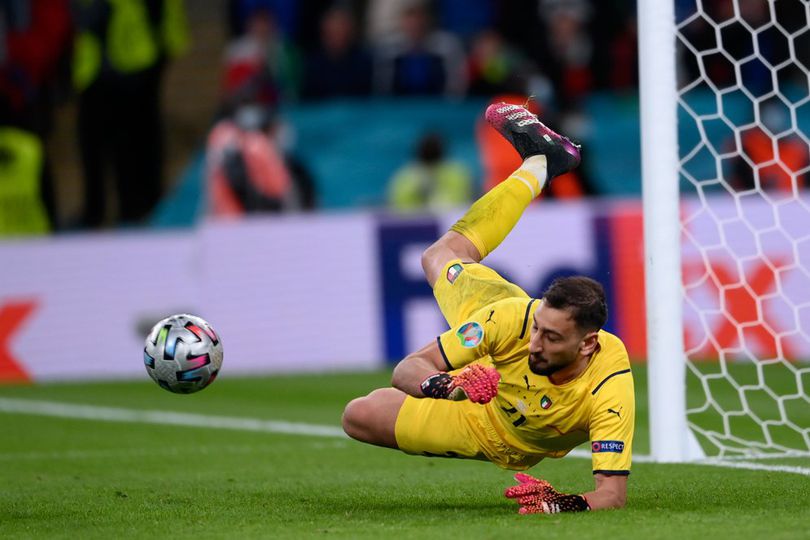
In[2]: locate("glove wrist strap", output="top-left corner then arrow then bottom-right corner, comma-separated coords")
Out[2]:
420,372 -> 454,399
557,494 -> 590,512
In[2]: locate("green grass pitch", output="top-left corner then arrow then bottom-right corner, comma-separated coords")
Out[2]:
1,366 -> 809,539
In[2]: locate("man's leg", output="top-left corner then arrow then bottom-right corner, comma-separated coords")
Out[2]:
344,388 -> 500,462
342,388 -> 407,448
421,103 -> 581,287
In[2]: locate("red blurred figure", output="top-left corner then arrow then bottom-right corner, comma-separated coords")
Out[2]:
206,105 -> 294,217
731,103 -> 808,194
0,0 -> 71,230
734,127 -> 808,193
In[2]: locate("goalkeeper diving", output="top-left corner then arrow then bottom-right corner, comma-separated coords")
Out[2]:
342,102 -> 635,514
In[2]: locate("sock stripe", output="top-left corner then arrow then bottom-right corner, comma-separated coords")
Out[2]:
510,171 -> 540,198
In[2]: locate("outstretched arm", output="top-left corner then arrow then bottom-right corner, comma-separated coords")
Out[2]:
505,472 -> 627,514
391,341 -> 447,397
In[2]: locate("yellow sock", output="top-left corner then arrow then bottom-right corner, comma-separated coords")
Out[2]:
450,156 -> 547,258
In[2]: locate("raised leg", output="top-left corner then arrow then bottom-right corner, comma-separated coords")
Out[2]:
420,102 -> 581,289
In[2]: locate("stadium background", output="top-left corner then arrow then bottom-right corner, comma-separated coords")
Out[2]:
2,1 -> 810,537
1,0 -> 806,381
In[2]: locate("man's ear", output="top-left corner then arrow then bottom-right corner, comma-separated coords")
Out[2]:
580,331 -> 599,356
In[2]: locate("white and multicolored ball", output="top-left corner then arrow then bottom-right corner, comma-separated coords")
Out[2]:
144,314 -> 223,394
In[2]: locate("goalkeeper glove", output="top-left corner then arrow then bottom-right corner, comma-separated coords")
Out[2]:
504,473 -> 590,514
419,364 -> 500,404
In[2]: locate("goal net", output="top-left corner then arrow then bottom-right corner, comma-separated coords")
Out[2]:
642,0 -> 810,462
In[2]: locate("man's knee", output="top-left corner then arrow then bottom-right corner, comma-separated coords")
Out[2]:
341,396 -> 371,441
421,231 -> 481,286
341,388 -> 405,448
420,242 -> 445,284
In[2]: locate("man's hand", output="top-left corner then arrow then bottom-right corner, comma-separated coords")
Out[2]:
504,473 -> 590,514
419,364 -> 500,404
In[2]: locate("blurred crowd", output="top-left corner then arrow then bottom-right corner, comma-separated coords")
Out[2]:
218,0 -> 637,106
0,0 -> 807,236
211,0 -> 638,216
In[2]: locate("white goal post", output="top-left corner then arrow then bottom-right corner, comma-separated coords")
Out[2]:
640,0 -> 810,463
638,0 -> 700,462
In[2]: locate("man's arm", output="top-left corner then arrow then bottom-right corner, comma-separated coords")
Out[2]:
582,473 -> 627,510
391,340 -> 500,403
391,340 -> 447,397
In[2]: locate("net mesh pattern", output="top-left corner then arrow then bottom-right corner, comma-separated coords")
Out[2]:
675,0 -> 810,458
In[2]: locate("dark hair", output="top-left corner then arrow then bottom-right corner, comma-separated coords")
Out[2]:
542,276 -> 607,332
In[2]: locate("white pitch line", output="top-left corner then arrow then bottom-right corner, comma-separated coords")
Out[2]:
0,442 -> 348,462
1,397 -> 809,477
0,397 -> 346,438
690,459 -> 810,477
0,445 -> 256,462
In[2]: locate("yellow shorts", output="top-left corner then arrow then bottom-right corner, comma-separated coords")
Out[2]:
432,259 -> 529,327
395,259 -> 536,470
395,394 -> 544,470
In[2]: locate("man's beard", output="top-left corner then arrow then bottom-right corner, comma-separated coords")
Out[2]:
528,353 -> 563,376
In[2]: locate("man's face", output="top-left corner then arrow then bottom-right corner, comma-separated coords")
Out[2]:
527,301 -> 587,376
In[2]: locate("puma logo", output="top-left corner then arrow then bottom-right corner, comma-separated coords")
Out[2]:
485,310 -> 495,324
607,407 -> 622,419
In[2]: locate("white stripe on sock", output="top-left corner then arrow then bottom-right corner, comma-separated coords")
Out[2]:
510,172 -> 537,198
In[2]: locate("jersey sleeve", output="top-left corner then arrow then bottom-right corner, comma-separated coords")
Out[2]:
436,299 -> 527,370
588,369 -> 635,475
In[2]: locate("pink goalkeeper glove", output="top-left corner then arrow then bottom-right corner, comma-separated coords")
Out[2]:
420,364 -> 500,404
504,473 -> 590,514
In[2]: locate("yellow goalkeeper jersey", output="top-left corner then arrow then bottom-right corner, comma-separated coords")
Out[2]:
437,296 -> 635,475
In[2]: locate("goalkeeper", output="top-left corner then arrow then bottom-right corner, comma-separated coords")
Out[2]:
342,102 -> 634,514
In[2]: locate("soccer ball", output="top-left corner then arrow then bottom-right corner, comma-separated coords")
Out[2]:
144,314 -> 223,394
